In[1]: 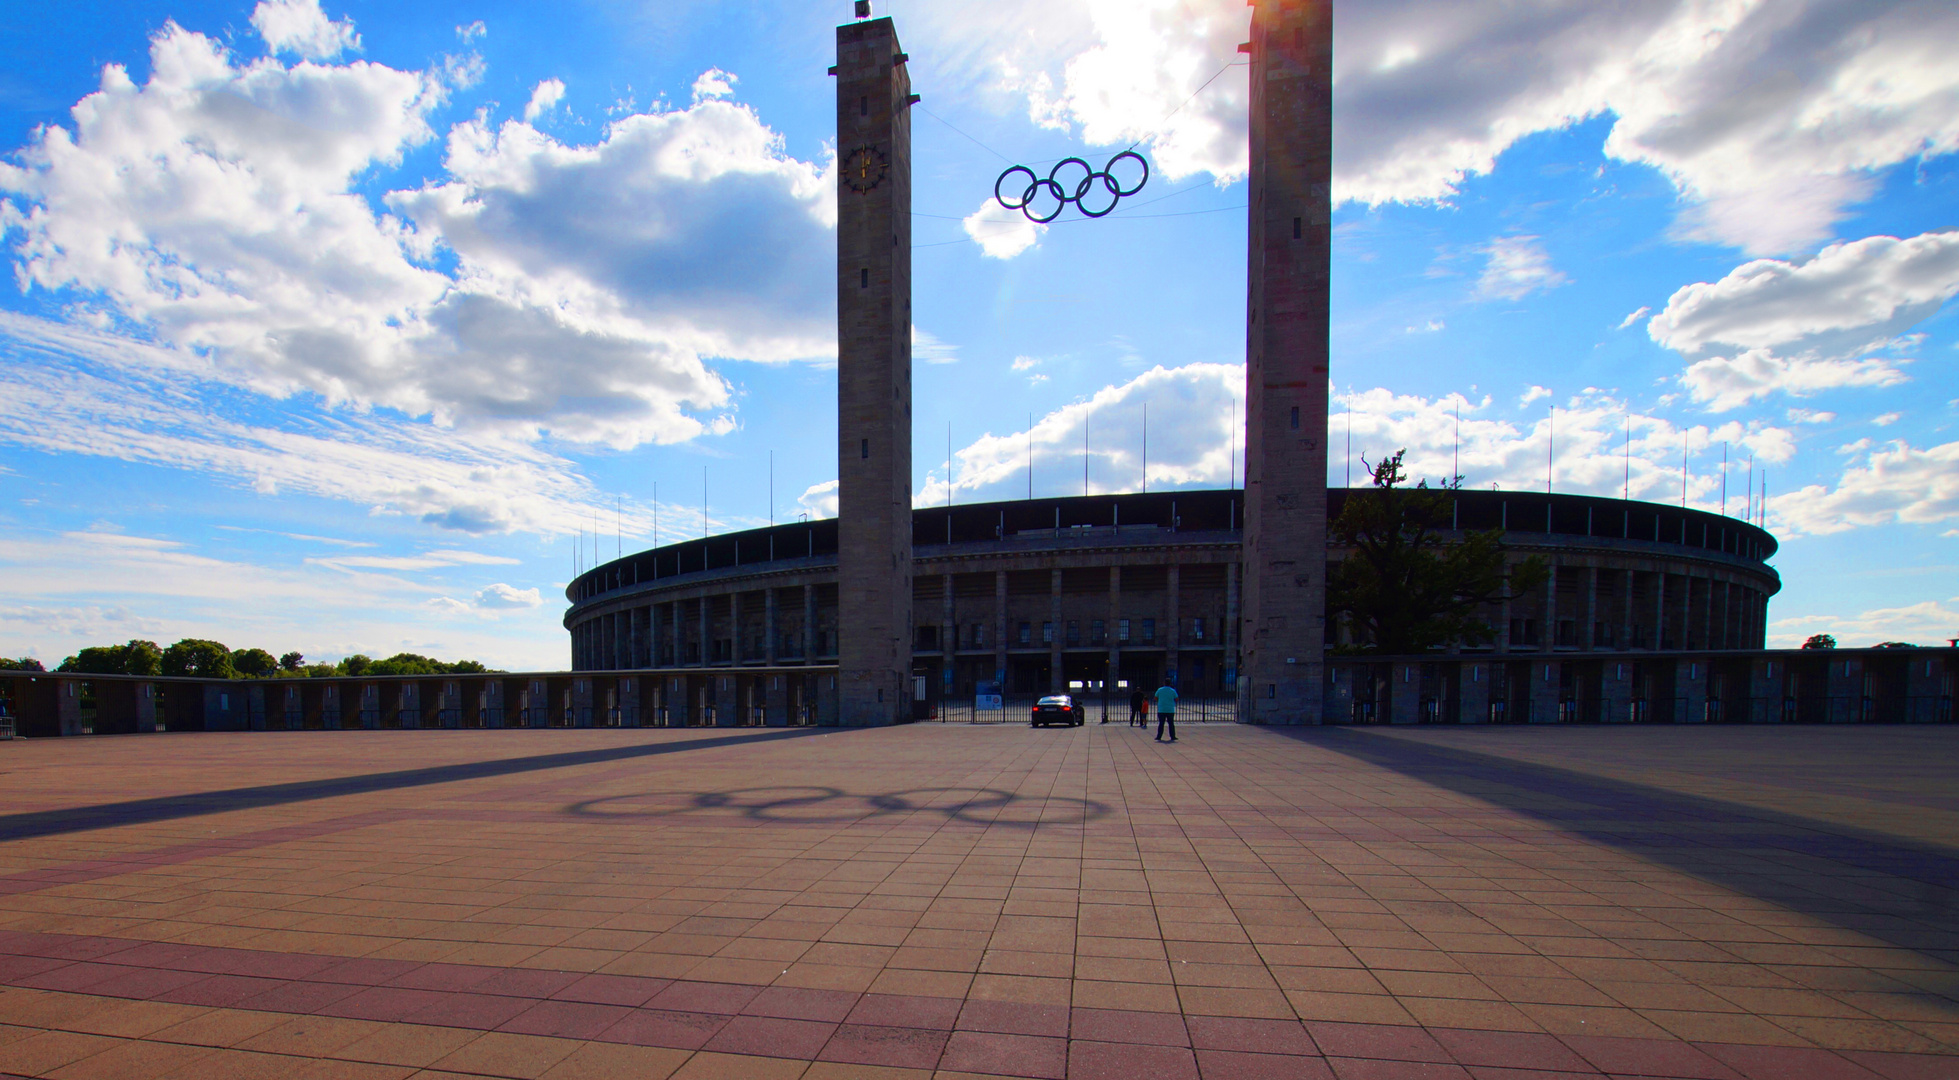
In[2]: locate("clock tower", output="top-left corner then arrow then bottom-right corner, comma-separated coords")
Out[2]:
833,11 -> 914,726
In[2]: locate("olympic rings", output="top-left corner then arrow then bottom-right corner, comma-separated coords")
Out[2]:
994,150 -> 1149,222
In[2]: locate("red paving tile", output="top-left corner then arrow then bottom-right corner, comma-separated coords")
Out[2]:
941,1029 -> 1070,1078
496,999 -> 633,1040
1197,1048 -> 1338,1079
1187,1014 -> 1318,1055
1072,1007 -> 1189,1046
817,1021 -> 948,1068
1430,1029 -> 1594,1072
1560,1034 -> 1745,1078
845,991 -> 962,1030
958,997 -> 1073,1037
1311,1022 -> 1454,1063
599,1007 -> 729,1050
1069,1038 -> 1200,1080
1700,1042 -> 1886,1079
645,980 -> 762,1016
405,990 -> 538,1029
0,725 -> 1955,1080
703,1014 -> 838,1059
550,972 -> 669,1007
742,985 -> 860,1022
1329,1060 -> 1474,1079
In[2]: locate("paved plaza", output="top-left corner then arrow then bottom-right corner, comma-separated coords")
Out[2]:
0,722 -> 1954,1079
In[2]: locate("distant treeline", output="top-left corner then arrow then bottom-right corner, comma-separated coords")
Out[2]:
0,640 -> 499,679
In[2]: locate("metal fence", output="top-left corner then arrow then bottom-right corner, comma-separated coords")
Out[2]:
932,694 -> 1239,725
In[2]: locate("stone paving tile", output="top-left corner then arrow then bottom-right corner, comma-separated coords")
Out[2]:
0,724 -> 1955,1077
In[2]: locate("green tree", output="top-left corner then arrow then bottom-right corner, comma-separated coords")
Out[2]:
0,657 -> 46,671
160,639 -> 235,679
121,640 -> 162,677
60,647 -> 127,674
338,654 -> 372,677
1801,633 -> 1837,650
1329,450 -> 1548,655
367,652 -> 444,676
58,640 -> 162,676
232,648 -> 279,678
278,651 -> 304,671
447,659 -> 489,674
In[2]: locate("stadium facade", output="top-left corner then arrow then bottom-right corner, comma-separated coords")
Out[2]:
561,487 -> 1799,724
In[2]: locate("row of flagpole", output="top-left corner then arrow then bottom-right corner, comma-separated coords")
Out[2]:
576,390 -> 1778,577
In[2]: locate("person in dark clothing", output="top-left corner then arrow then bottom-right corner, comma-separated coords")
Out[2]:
1129,688 -> 1147,727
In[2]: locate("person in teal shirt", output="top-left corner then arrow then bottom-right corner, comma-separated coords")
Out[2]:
1153,682 -> 1179,742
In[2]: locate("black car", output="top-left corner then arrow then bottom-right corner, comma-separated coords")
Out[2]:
1031,694 -> 1084,727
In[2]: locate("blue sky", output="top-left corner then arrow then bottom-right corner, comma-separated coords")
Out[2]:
0,0 -> 1954,669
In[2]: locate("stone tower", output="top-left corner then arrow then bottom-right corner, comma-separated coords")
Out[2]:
834,13 -> 915,726
1241,0 -> 1331,724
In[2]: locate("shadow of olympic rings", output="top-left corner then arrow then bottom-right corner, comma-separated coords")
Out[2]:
567,785 -> 1109,829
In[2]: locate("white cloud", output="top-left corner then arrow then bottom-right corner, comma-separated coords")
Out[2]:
474,583 -> 542,609
456,21 -> 486,43
310,549 -> 519,572
250,0 -> 360,60
1787,408 -> 1837,425
1517,385 -> 1552,407
691,68 -> 737,102
1767,438 -> 1959,536
962,197 -> 1045,259
0,315 -> 648,537
939,0 -> 1959,254
1652,231 -> 1959,409
0,30 -> 835,452
1873,412 -> 1901,427
0,527 -> 563,668
1618,306 -> 1651,330
523,78 -> 565,122
797,479 -> 839,519
1334,386 -> 1794,507
1768,598 -> 1959,649
1678,350 -> 1909,413
914,369 -> 1797,513
1405,319 -> 1445,334
1476,236 -> 1568,301
1651,232 -> 1959,355
1011,356 -> 1042,372
919,362 -> 1241,505
913,327 -> 959,365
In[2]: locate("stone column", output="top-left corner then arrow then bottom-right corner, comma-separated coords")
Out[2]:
1583,564 -> 1598,650
765,588 -> 779,664
993,569 -> 1008,691
1224,559 -> 1240,689
1241,0 -> 1331,724
1108,566 -> 1124,699
1166,564 -> 1182,688
1621,570 -> 1635,653
834,13 -> 915,725
804,585 -> 818,660
941,572 -> 955,694
1544,563 -> 1559,649
1499,562 -> 1513,653
1694,576 -> 1707,650
1654,571 -> 1668,650
1458,660 -> 1490,725
699,596 -> 712,666
1049,568 -> 1064,694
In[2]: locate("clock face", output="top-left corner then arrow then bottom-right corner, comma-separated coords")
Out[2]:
842,145 -> 889,192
